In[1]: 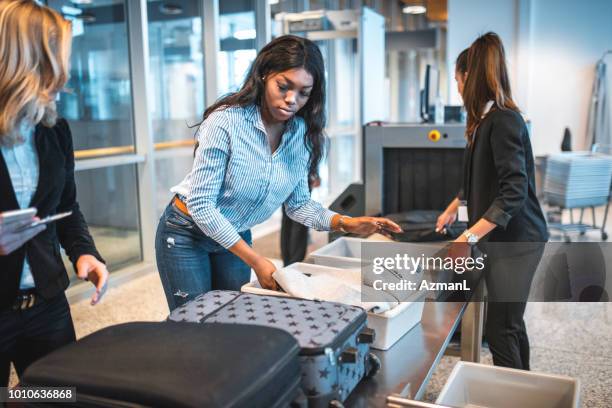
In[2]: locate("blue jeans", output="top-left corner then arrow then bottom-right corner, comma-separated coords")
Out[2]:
155,202 -> 252,311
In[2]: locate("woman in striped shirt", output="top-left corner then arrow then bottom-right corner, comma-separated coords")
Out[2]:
155,35 -> 401,310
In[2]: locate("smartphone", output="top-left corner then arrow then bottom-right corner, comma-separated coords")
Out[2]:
0,208 -> 37,226
17,211 -> 73,232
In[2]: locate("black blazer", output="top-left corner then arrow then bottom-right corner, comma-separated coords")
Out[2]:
0,119 -> 104,309
461,108 -> 548,242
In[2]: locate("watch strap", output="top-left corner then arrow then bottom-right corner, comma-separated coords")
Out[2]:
338,216 -> 349,233
463,230 -> 479,245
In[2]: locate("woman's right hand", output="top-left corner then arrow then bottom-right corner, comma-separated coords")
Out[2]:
436,210 -> 457,233
253,257 -> 279,291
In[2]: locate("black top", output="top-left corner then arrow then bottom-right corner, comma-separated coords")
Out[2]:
0,119 -> 104,309
461,108 -> 548,242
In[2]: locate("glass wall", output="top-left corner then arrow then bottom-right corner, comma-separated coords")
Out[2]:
311,37 -> 359,199
218,1 -> 257,96
148,0 -> 204,143
327,38 -> 357,129
147,0 -> 204,215
51,0 -> 134,151
47,0 -> 142,274
74,165 -> 141,271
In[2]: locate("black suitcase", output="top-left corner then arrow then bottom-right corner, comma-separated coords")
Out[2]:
21,321 -> 305,408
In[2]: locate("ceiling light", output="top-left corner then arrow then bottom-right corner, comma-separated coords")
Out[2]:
402,5 -> 427,14
269,0 -> 280,4
71,0 -> 93,5
77,12 -> 96,23
233,29 -> 257,40
61,5 -> 82,16
160,3 -> 183,15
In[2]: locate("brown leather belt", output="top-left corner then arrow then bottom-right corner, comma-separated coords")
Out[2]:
3,289 -> 41,313
172,195 -> 191,217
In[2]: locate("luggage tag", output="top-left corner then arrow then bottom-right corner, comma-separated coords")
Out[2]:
457,200 -> 469,222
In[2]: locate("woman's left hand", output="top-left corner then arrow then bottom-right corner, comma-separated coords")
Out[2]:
343,216 -> 403,236
76,255 -> 109,305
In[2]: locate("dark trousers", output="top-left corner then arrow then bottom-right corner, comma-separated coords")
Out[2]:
483,243 -> 545,370
485,301 -> 530,369
0,293 -> 76,387
280,208 -> 309,267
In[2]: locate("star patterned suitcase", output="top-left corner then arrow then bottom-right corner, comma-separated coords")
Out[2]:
168,290 -> 380,408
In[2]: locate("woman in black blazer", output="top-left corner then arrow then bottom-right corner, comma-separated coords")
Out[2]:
0,1 -> 108,387
437,34 -> 548,370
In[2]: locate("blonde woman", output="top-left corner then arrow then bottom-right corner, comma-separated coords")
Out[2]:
0,0 -> 108,387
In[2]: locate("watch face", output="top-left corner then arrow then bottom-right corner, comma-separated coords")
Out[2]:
467,234 -> 478,245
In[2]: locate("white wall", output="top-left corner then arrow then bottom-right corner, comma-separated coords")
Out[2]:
447,0 -> 612,156
447,0 -> 519,106
527,0 -> 612,154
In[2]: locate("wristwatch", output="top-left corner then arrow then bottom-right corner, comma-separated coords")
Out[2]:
462,230 -> 479,246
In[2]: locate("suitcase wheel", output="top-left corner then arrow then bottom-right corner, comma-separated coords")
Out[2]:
365,352 -> 381,378
328,400 -> 344,408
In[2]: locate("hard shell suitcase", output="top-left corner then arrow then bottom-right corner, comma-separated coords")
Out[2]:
21,321 -> 304,408
169,291 -> 380,408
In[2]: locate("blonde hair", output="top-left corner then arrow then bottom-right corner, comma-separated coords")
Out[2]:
0,0 -> 71,145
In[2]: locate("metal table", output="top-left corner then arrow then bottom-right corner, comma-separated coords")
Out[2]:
345,284 -> 485,408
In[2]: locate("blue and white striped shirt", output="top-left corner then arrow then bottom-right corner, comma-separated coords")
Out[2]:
171,104 -> 337,248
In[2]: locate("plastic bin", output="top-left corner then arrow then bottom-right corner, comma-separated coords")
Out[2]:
241,263 -> 426,350
242,263 -> 343,298
367,296 -> 425,350
436,362 -> 580,408
310,237 -> 447,270
310,237 -> 369,268
310,236 -> 406,268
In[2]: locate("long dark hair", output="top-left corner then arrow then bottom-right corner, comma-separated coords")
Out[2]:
456,48 -> 469,75
198,35 -> 327,180
463,32 -> 519,143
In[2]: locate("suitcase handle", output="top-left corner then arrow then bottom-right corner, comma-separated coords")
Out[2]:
338,347 -> 359,364
357,327 -> 376,344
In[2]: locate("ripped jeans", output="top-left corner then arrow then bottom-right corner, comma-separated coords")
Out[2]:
155,202 -> 252,311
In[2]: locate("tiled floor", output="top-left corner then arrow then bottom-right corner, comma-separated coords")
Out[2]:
422,302 -> 612,407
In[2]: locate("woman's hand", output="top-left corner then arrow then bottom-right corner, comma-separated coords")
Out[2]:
436,210 -> 458,233
76,255 -> 109,305
228,240 -> 279,290
342,216 -> 403,236
253,257 -> 279,291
